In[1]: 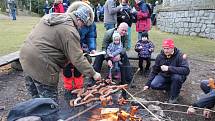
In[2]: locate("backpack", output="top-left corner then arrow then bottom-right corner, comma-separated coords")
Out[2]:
146,3 -> 152,16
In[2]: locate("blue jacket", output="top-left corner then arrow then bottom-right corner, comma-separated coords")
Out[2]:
107,42 -> 123,57
79,22 -> 97,53
135,40 -> 154,58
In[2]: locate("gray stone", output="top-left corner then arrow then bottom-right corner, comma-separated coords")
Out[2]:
190,18 -> 196,22
207,24 -> 215,29
184,22 -> 189,27
205,28 -> 211,34
190,32 -> 197,36
179,28 -> 185,34
195,28 -> 201,33
199,33 -> 206,37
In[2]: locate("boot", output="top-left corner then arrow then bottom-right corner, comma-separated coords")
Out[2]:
114,72 -> 121,79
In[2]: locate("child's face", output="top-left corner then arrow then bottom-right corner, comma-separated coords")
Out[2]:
141,36 -> 148,41
114,37 -> 120,44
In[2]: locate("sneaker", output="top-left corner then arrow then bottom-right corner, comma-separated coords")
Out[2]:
168,96 -> 179,104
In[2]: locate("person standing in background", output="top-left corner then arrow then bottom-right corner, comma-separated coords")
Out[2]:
53,0 -> 65,13
8,0 -> 16,20
134,0 -> 151,40
104,0 -> 122,30
117,0 -> 134,50
44,0 -> 50,14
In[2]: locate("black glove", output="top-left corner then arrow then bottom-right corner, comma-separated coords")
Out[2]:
63,63 -> 73,78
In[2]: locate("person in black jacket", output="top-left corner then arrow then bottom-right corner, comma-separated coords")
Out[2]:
117,0 -> 134,49
143,38 -> 190,103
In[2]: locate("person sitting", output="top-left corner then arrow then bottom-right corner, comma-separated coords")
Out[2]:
143,39 -> 190,103
93,22 -> 132,98
106,31 -> 123,81
187,78 -> 215,119
134,32 -> 154,76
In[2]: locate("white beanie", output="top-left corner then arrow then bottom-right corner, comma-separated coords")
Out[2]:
112,31 -> 121,41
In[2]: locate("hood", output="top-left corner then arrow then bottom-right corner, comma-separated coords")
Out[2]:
42,13 -> 73,26
66,1 -> 94,26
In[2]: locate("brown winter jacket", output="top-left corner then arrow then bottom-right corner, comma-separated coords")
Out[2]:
20,13 -> 96,86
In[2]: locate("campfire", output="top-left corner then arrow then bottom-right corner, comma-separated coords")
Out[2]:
63,79 -> 145,121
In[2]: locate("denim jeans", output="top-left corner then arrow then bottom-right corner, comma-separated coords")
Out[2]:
104,23 -> 115,30
25,75 -> 58,102
11,9 -> 16,20
150,74 -> 186,98
193,80 -> 215,108
127,27 -> 131,49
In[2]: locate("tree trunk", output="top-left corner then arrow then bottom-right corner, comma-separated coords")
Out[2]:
0,0 -> 7,12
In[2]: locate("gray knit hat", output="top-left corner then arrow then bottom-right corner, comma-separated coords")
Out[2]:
112,31 -> 121,40
74,5 -> 90,24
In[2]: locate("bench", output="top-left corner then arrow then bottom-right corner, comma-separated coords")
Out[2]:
0,51 -> 22,70
126,51 -> 157,61
0,51 -> 158,70
0,51 -> 20,67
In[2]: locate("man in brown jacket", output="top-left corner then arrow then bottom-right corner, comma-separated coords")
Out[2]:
19,1 -> 101,102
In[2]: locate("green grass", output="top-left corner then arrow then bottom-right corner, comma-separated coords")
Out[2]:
1,17 -> 215,60
0,16 -> 40,56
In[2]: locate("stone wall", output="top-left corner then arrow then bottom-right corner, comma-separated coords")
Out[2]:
157,0 -> 215,39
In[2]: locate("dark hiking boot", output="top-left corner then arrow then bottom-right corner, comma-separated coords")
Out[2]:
139,68 -> 143,75
144,69 -> 150,77
168,96 -> 179,104
64,90 -> 77,101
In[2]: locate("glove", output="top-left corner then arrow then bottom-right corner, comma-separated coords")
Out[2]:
93,72 -> 101,81
161,65 -> 168,71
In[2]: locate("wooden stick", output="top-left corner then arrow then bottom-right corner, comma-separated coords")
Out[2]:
65,102 -> 99,121
126,99 -> 215,113
123,88 -> 161,121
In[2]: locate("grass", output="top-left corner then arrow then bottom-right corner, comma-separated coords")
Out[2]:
0,16 -> 40,56
0,16 -> 215,60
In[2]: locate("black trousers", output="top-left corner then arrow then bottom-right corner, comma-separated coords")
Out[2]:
93,53 -> 132,83
138,57 -> 151,70
25,75 -> 58,102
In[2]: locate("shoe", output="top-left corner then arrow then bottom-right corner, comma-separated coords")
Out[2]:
64,90 -> 77,101
168,96 -> 179,104
114,72 -> 121,79
139,68 -> 143,75
144,69 -> 150,77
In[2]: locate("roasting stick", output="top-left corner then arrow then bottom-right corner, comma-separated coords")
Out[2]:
65,103 -> 99,121
126,99 -> 215,113
123,88 -> 161,121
